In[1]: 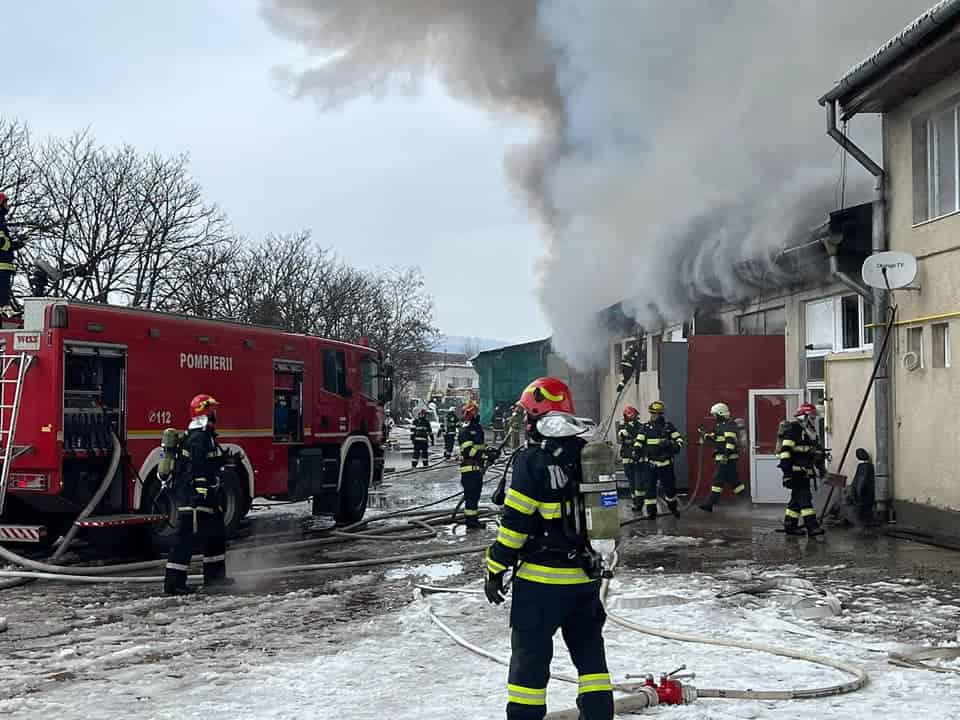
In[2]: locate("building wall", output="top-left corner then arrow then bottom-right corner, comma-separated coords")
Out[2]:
824,353 -> 875,469
546,353 -> 601,423
885,72 -> 960,516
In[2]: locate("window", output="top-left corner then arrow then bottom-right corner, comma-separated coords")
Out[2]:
650,334 -> 661,371
806,356 -> 826,382
360,356 -> 380,399
933,323 -> 951,369
323,350 -> 348,396
913,103 -> 960,223
737,306 -> 786,336
841,295 -> 860,349
806,295 -> 873,353
907,327 -> 924,369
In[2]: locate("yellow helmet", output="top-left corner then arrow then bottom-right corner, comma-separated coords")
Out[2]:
648,400 -> 665,414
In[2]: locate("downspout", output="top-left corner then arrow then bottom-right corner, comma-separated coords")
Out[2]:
823,99 -> 894,520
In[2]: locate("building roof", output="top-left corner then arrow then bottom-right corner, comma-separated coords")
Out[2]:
472,338 -> 550,361
819,0 -> 960,117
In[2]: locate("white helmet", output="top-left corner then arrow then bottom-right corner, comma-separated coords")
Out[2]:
710,402 -> 731,419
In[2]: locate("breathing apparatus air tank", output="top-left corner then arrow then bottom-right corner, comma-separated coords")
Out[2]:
579,440 -> 621,558
157,427 -> 182,478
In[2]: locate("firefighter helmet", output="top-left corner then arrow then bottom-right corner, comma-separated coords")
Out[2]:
0,192 -> 7,207
795,403 -> 818,418
418,408 -> 428,418
518,377 -> 575,418
462,401 -> 479,421
190,394 -> 219,418
648,400 -> 665,415
710,402 -> 731,419
623,405 -> 639,420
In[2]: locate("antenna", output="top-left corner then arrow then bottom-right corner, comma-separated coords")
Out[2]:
861,252 -> 920,292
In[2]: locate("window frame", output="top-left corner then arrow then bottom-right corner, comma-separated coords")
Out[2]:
913,100 -> 960,225
932,322 -> 951,369
907,326 -> 925,369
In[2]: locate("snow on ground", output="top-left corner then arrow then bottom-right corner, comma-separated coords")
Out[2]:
385,561 -> 464,581
4,564 -> 960,719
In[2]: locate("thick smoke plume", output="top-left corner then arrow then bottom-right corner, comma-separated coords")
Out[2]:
260,0 -> 933,367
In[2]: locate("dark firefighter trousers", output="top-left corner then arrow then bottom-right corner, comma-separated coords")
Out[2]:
444,433 -> 456,458
784,475 -> 820,532
703,461 -> 745,508
0,270 -> 12,308
412,440 -> 430,467
624,461 -> 643,508
164,487 -> 227,591
507,578 -> 613,720
460,468 -> 483,521
644,462 -> 677,517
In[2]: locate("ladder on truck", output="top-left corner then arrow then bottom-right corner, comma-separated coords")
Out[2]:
0,353 -> 34,516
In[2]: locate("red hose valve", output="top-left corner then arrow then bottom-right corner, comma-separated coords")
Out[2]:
641,667 -> 697,705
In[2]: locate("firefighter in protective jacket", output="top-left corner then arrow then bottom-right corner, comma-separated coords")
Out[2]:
163,394 -> 233,595
0,193 -> 24,315
442,407 -> 461,460
458,401 -> 485,528
778,403 -> 825,537
699,402 -> 745,512
485,377 -> 614,720
410,408 -> 434,468
634,400 -> 685,518
617,406 -> 644,511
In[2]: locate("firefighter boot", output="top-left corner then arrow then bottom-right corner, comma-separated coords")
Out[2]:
464,516 -> 483,530
783,517 -> 805,536
805,516 -> 825,537
632,496 -> 643,513
667,498 -> 680,518
645,499 -> 658,520
411,460 -> 418,469
421,459 -> 429,468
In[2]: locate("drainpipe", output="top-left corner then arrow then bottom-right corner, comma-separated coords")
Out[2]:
823,99 -> 893,520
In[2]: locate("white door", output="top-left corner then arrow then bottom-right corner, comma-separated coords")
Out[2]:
749,389 -> 804,504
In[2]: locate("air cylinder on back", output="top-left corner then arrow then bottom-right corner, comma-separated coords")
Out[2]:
579,440 -> 621,557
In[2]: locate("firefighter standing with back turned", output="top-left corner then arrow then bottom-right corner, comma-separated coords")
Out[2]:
635,400 -> 685,518
778,403 -> 826,537
410,408 -> 434,468
0,193 -> 25,317
458,401 -> 485,529
699,402 -> 746,512
442,406 -> 461,460
618,406 -> 644,512
163,394 -> 234,595
485,377 -> 614,720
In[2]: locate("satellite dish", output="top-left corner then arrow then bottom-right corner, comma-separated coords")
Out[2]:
862,252 -> 918,290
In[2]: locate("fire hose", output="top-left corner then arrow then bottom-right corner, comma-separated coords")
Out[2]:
422,548 -> 868,717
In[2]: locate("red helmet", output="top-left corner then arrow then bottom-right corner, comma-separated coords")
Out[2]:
623,405 -> 639,420
795,403 -> 818,418
518,377 -> 575,418
462,401 -> 479,421
190,393 -> 220,418
419,408 -> 428,417
0,192 -> 7,206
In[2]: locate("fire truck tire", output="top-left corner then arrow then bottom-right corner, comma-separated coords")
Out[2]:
142,473 -> 178,553
219,468 -> 250,535
335,457 -> 370,525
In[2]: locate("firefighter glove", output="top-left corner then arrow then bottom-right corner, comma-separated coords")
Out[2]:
485,570 -> 507,605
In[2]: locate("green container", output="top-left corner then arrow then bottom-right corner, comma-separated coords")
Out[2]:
580,440 -> 621,547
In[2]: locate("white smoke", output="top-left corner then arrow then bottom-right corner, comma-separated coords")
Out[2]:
259,0 -> 934,368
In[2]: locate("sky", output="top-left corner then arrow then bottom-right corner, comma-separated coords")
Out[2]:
0,0 -> 544,343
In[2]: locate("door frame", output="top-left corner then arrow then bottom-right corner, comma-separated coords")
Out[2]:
748,388 -> 804,503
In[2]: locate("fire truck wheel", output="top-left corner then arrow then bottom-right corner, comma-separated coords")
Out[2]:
219,468 -> 250,535
142,473 -> 178,553
335,456 -> 370,525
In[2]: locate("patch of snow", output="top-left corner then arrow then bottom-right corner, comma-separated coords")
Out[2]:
386,561 -> 465,581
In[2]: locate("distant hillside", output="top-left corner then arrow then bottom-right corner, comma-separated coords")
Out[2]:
433,335 -> 510,356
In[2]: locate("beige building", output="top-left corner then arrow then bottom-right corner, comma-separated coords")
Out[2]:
820,1 -> 960,533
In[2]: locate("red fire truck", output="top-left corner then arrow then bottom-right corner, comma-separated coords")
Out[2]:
0,298 -> 393,547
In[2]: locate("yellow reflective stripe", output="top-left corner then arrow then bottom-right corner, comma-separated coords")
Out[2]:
194,487 -> 208,495
778,452 -> 792,459
463,508 -> 480,517
505,488 -> 538,515
622,458 -> 634,464
538,501 -> 562,520
516,563 -> 593,585
460,441 -> 474,450
486,550 -> 508,574
632,490 -> 644,497
646,438 -> 662,445
460,465 -> 482,473
0,262 -> 15,271
165,562 -> 190,572
724,431 -> 738,438
714,455 -> 726,461
496,526 -> 528,549
800,508 -> 817,517
785,509 -> 801,518
671,432 -> 682,439
780,439 -> 796,448
579,673 -> 613,695
644,499 -> 658,506
651,459 -> 671,467
734,484 -> 746,493
507,684 -> 546,706
725,443 -> 737,450
711,486 -> 723,493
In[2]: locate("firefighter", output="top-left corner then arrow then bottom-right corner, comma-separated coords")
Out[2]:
699,402 -> 746,512
410,408 -> 434,468
507,403 -> 525,450
442,406 -> 461,460
617,406 -> 644,512
163,394 -> 232,595
492,404 -> 506,443
616,342 -> 639,392
0,193 -> 25,316
485,377 -> 613,720
779,403 -> 826,537
635,400 -> 685,518
458,401 -> 485,529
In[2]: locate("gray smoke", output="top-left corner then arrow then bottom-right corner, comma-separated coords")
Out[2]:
260,0 -> 934,368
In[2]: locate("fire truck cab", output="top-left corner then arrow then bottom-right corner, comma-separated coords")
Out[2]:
0,298 -> 392,546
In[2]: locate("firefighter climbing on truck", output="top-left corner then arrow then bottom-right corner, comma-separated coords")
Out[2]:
0,192 -> 24,317
163,394 -> 234,595
485,377 -> 614,720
